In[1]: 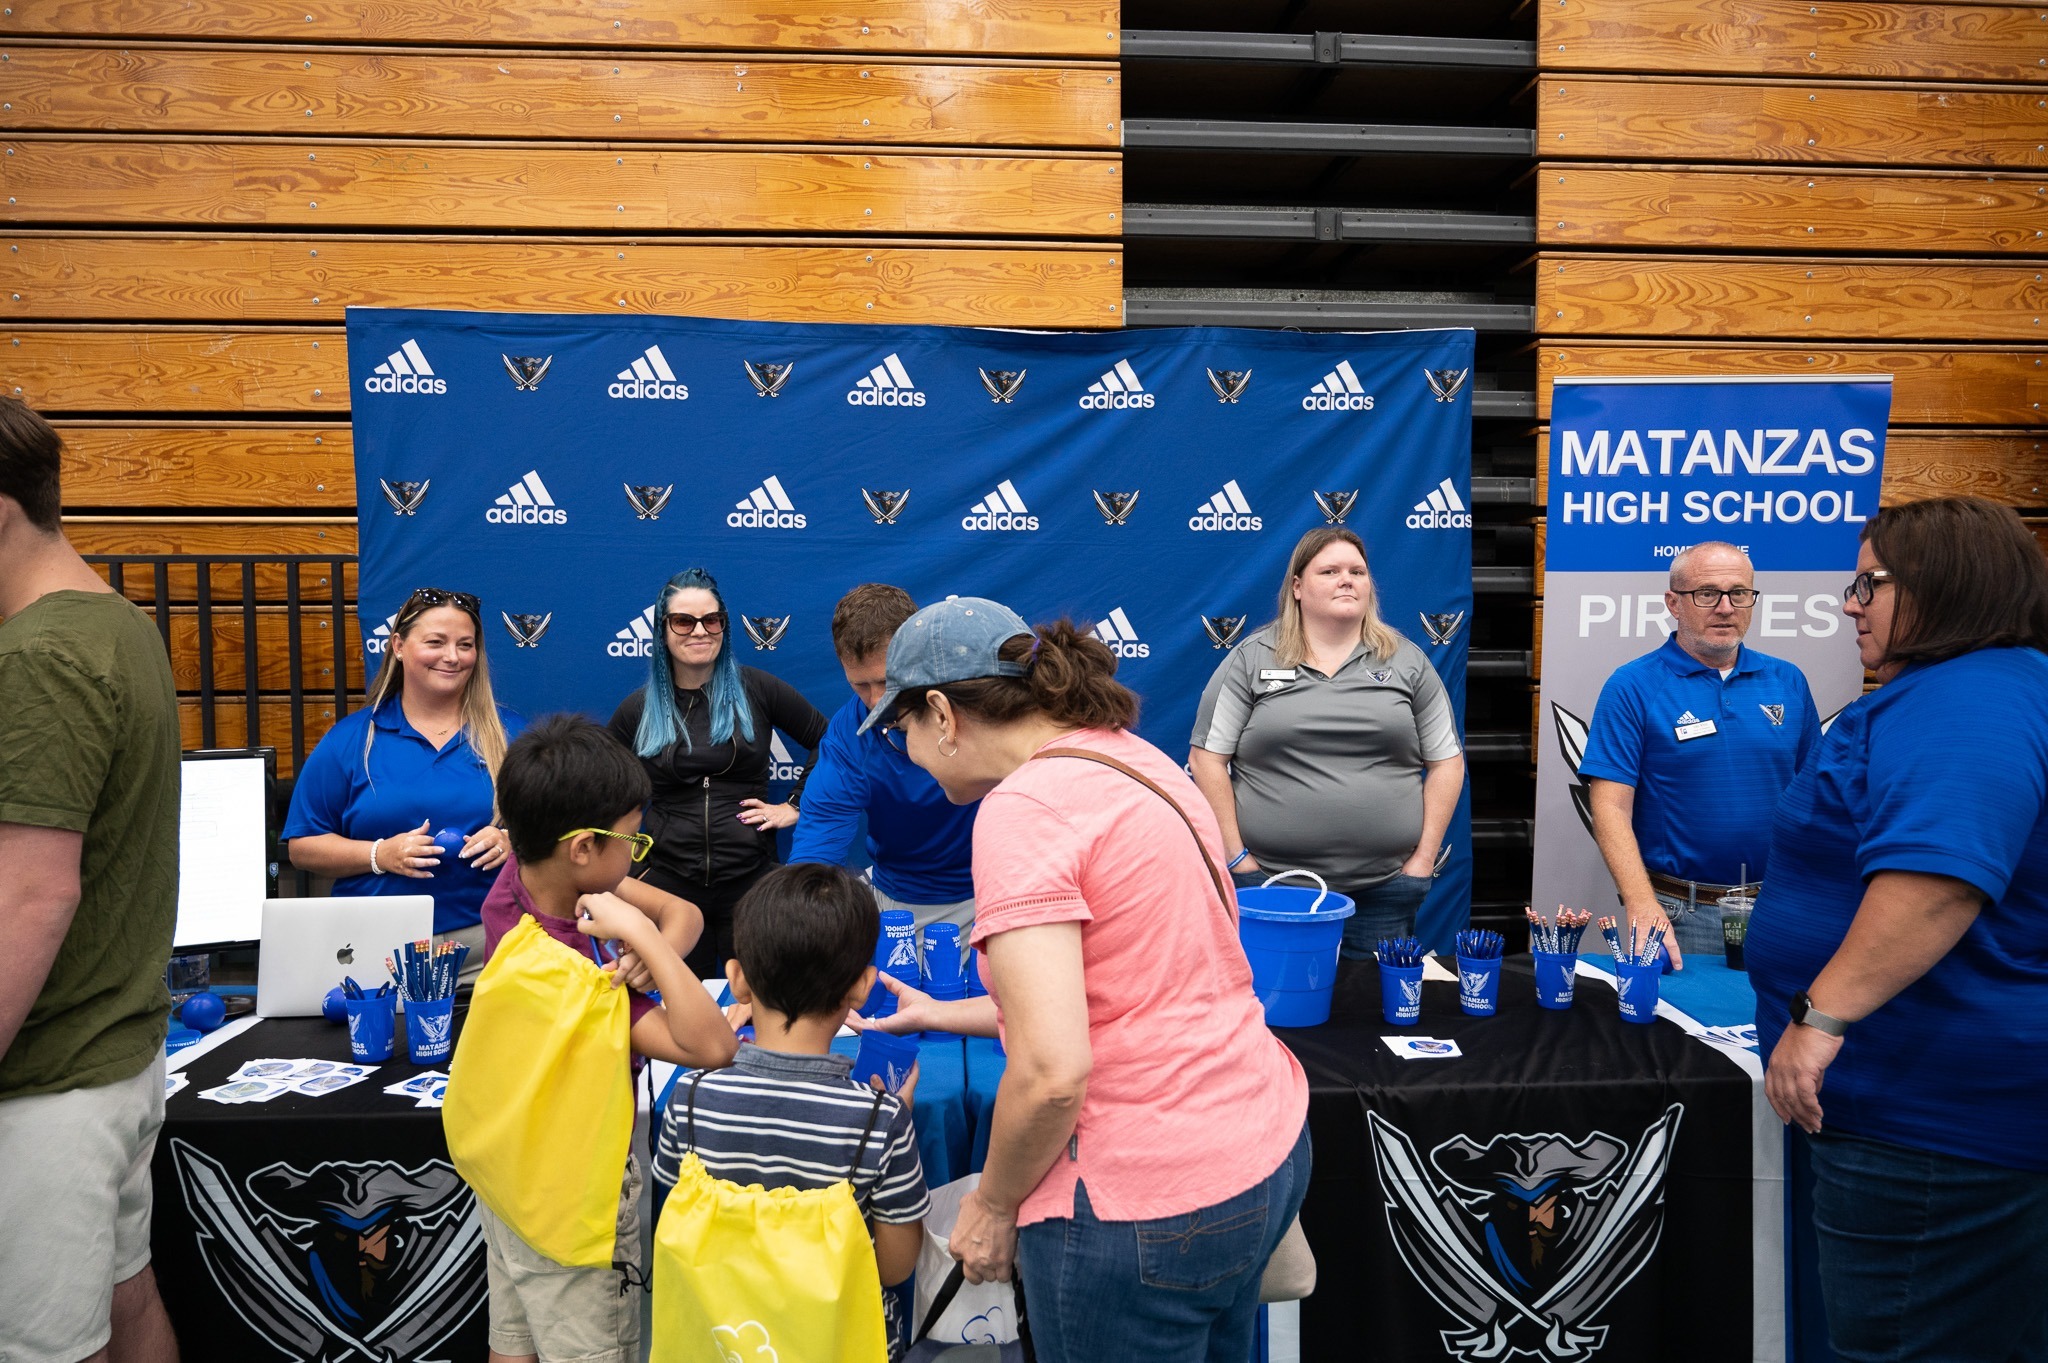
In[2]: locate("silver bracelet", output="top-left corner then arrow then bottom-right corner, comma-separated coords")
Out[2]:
368,838 -> 386,875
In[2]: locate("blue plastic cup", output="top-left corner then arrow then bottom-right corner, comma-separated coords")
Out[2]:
1379,962 -> 1425,1027
1533,951 -> 1577,1010
1616,960 -> 1661,1024
404,995 -> 456,1063
863,909 -> 921,1018
852,1029 -> 920,1094
1236,881 -> 1358,1028
923,922 -> 965,994
1456,955 -> 1502,1017
345,993 -> 397,1063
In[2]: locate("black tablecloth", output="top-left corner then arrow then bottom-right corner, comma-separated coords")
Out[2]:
151,1013 -> 489,1361
1280,957 -> 1752,1362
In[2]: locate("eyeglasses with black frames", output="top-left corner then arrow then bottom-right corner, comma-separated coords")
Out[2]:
665,611 -> 728,637
1674,587 -> 1759,609
1843,569 -> 1896,606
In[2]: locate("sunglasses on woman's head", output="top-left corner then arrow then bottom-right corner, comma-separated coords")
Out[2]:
403,587 -> 481,619
665,611 -> 728,637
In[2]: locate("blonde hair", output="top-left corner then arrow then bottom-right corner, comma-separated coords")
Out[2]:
361,596 -> 509,781
1270,527 -> 1402,668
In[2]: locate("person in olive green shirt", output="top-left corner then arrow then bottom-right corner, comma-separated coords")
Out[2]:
0,397 -> 182,1363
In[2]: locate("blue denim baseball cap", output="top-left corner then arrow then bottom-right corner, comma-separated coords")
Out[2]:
857,596 -> 1032,734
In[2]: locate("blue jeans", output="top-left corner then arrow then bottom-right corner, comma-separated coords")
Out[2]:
1807,1129 -> 2048,1362
1336,873 -> 1431,960
1015,1120 -> 1311,1363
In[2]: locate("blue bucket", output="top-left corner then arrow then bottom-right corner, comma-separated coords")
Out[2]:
1237,877 -> 1356,1027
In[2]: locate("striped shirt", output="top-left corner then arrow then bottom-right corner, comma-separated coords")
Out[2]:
652,1045 -> 931,1225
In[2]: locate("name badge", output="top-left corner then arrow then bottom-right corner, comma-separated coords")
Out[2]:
1259,669 -> 1297,682
1674,719 -> 1718,741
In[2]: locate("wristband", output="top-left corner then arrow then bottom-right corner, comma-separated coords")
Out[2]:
368,838 -> 386,875
1227,848 -> 1251,870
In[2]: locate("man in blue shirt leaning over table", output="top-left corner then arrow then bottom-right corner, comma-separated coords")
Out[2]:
1578,541 -> 1821,967
788,584 -> 978,949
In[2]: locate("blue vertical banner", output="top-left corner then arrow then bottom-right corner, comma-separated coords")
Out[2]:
347,309 -> 1476,941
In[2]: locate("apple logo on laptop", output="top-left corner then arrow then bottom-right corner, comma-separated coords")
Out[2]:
337,943 -> 354,966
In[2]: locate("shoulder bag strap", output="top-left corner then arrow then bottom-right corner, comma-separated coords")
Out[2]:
846,1086 -> 889,1213
1031,747 -> 1235,922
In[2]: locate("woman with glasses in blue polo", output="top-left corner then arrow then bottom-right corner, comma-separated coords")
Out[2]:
284,586 -> 523,967
1750,496 -> 2048,1361
608,568 -> 828,978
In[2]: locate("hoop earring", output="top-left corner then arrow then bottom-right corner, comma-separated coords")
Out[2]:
937,736 -> 959,759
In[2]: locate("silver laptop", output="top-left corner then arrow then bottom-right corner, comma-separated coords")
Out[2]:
257,896 -> 436,1017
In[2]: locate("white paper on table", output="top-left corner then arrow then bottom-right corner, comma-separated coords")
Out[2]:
1421,957 -> 1457,984
1381,1036 -> 1464,1060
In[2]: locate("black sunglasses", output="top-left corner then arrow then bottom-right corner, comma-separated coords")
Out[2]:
665,610 -> 728,637
403,587 -> 481,620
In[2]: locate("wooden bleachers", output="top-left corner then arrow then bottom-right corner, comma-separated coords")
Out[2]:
2,3 -> 1119,772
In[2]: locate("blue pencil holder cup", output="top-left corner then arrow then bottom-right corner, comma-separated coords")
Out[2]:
1533,951 -> 1577,1010
1615,960 -> 1661,1024
1379,962 -> 1425,1027
852,1030 -> 920,1094
864,909 -> 920,1017
1456,955 -> 1502,1017
345,994 -> 397,1063
923,922 -> 965,994
404,996 -> 456,1063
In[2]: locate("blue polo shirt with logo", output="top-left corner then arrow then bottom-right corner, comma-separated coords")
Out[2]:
1578,635 -> 1819,887
282,698 -> 524,932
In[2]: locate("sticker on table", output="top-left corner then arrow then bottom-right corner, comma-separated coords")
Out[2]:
200,1078 -> 294,1104
229,1059 -> 304,1081
292,1071 -> 371,1096
1381,1036 -> 1464,1060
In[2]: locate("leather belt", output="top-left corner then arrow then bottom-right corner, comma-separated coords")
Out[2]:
1646,870 -> 1761,910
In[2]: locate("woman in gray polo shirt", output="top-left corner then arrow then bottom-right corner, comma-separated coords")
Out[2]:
1190,527 -> 1464,955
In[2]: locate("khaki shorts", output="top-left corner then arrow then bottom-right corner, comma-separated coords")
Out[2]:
477,1152 -> 644,1363
0,1051 -> 166,1363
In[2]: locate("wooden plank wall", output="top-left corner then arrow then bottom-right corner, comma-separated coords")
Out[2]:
0,3 -> 1123,772
1530,0 -> 2048,720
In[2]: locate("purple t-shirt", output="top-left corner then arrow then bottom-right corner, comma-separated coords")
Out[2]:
480,856 -> 657,1029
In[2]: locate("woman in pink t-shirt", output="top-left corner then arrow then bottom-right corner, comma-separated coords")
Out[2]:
858,597 -> 1310,1363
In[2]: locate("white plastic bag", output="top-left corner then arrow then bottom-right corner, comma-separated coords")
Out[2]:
912,1174 -> 1023,1349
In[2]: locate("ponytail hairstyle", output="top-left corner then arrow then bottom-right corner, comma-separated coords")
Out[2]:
897,619 -> 1139,733
632,567 -> 756,757
1270,526 -> 1402,667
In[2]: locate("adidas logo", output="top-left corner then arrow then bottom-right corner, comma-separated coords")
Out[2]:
487,470 -> 568,525
608,606 -> 658,659
362,614 -> 398,657
1090,607 -> 1149,659
1407,477 -> 1473,530
1079,359 -> 1155,411
364,339 -> 446,395
847,353 -> 927,408
1302,360 -> 1374,412
728,476 -> 806,529
1677,710 -> 1701,725
608,345 -> 689,401
768,732 -> 807,783
961,479 -> 1039,532
1188,480 -> 1262,532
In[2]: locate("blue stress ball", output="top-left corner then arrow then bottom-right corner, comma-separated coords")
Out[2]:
180,992 -> 227,1033
433,827 -> 469,857
322,986 -> 348,1023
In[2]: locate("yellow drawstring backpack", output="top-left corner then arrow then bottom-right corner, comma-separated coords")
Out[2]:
652,1070 -> 891,1363
443,914 -> 634,1267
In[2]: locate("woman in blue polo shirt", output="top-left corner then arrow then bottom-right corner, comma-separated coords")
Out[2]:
284,587 -> 522,948
1749,497 -> 2048,1361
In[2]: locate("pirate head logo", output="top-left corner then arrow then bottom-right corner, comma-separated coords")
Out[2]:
1314,489 -> 1359,525
1369,668 -> 1395,683
1201,615 -> 1246,650
1368,1105 -> 1683,1361
379,480 -> 430,517
1426,367 -> 1471,403
623,483 -> 673,520
168,1140 -> 483,1361
862,489 -> 910,525
500,354 -> 552,392
742,615 -> 790,651
501,611 -> 552,649
1206,368 -> 1252,404
1093,490 -> 1140,527
1421,611 -> 1467,646
978,368 -> 1026,403
743,360 -> 793,398
1760,703 -> 1785,726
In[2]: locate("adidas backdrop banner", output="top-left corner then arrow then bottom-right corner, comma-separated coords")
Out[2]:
1532,376 -> 1889,925
347,309 -> 1477,942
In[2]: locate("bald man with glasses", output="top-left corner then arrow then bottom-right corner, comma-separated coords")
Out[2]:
1577,542 -> 1822,966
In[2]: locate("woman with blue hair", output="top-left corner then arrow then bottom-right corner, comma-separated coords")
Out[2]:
608,568 -> 827,977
